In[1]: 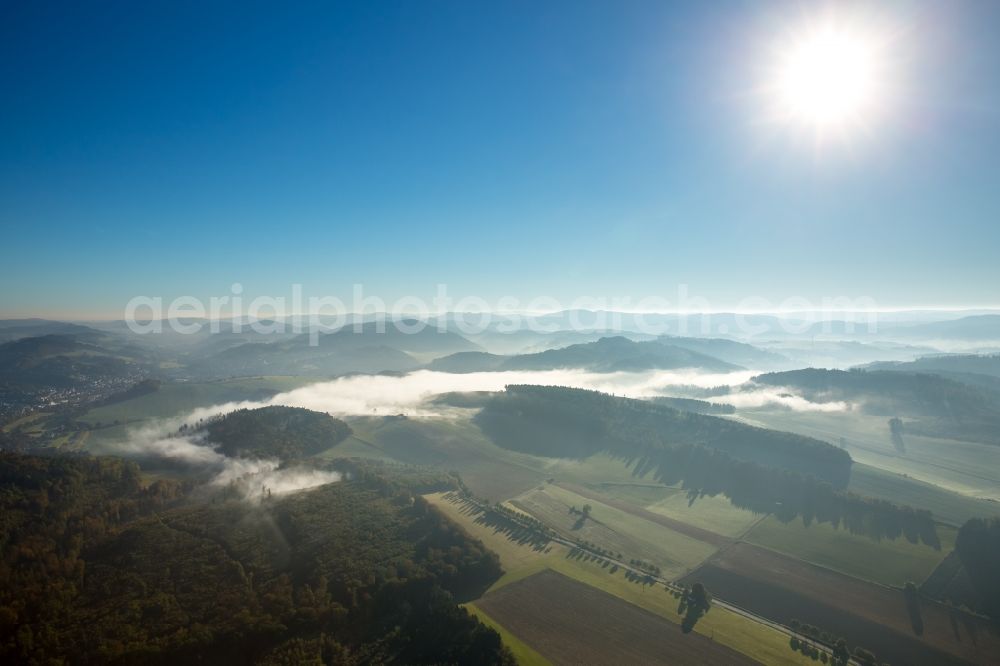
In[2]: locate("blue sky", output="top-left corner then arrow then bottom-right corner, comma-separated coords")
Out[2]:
2,1 -> 999,318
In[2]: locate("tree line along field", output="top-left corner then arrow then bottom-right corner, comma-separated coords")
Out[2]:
425,492 -> 814,666
508,483 -> 718,580
592,482 -> 766,539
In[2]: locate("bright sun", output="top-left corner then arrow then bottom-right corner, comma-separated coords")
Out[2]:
768,19 -> 888,133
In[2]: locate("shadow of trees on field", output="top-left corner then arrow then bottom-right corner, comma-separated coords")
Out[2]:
441,493 -> 550,552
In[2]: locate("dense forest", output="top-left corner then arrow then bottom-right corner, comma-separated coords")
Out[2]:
0,453 -> 514,664
475,386 -> 939,546
199,406 -> 352,461
645,396 -> 736,415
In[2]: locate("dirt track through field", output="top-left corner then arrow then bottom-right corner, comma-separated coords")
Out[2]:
476,569 -> 759,665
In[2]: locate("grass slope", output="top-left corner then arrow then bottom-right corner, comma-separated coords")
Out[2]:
644,488 -> 765,538
510,484 -> 717,580
745,515 -> 956,587
849,463 -> 1000,527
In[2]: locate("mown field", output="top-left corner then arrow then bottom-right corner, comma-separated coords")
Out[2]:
477,570 -> 759,666
849,463 -> 1000,527
642,487 -> 765,538
744,515 -> 956,587
552,481 -> 734,547
509,483 -> 717,579
683,542 -> 1000,666
344,415 -> 548,500
426,492 -> 813,666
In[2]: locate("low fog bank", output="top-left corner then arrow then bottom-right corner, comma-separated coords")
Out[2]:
104,367 -> 851,489
722,387 -> 850,412
102,415 -> 341,502
148,367 -> 845,429
244,368 -> 850,415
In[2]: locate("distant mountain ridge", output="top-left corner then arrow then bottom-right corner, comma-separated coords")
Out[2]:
196,321 -> 481,377
428,336 -> 742,373
657,335 -> 789,368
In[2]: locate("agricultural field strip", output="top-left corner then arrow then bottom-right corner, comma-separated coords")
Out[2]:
689,540 -> 1000,664
433,491 -> 846,664
744,513 -> 956,589
509,484 -> 716,578
344,418 -> 976,662
476,569 -> 761,666
554,481 -> 745,547
848,464 -> 1000,527
465,603 -> 552,666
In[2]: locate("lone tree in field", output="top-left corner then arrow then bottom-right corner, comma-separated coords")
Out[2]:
889,416 -> 906,453
681,582 -> 712,633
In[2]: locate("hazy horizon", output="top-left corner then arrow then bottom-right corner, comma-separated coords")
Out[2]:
4,1 -> 1000,318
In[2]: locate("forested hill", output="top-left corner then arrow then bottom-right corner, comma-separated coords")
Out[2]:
656,335 -> 790,368
474,386 -> 940,547
752,368 -> 1000,445
865,353 -> 1000,379
477,384 -> 850,486
0,453 -> 515,664
0,333 -> 151,390
199,406 -> 352,460
428,336 -> 741,373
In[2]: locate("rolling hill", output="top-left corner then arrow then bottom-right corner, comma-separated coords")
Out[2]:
428,336 -> 741,373
865,353 -> 1000,378
0,334 -> 152,390
199,321 -> 481,377
657,335 -> 790,368
201,406 -> 352,460
753,368 -> 1000,445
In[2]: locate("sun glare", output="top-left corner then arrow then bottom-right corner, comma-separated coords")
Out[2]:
766,16 -> 892,137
